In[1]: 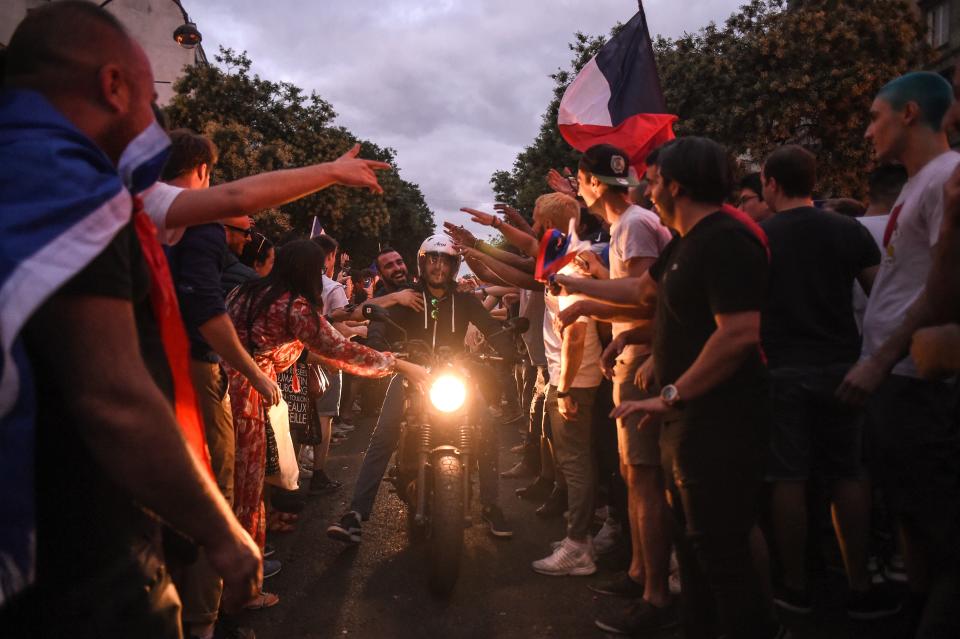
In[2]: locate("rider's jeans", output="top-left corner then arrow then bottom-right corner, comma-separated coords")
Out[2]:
350,374 -> 499,520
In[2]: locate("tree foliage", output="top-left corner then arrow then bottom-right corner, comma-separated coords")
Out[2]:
164,48 -> 434,266
655,0 -> 930,198
491,31 -> 616,218
494,0 -> 930,204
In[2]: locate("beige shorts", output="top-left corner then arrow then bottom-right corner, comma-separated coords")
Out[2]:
612,357 -> 661,467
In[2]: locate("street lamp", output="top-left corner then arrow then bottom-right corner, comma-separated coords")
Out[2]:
99,0 -> 202,49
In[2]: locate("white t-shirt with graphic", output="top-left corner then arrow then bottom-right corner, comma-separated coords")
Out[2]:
321,274 -> 349,314
861,150 -> 959,377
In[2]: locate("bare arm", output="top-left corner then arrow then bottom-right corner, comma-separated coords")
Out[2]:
198,314 -> 280,405
837,290 -> 932,405
458,208 -> 540,258
856,265 -> 879,296
610,312 -> 761,421
463,246 -> 542,290
25,295 -> 260,605
465,255 -> 511,286
556,322 -> 588,419
555,271 -> 658,315
165,145 -> 390,229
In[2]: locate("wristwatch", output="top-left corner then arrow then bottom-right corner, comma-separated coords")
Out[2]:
660,384 -> 682,408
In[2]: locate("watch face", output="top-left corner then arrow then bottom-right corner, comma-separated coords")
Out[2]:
662,385 -> 679,404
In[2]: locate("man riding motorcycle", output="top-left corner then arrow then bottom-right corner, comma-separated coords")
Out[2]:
327,234 -> 518,543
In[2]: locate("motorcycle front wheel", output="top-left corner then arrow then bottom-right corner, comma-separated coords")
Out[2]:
427,453 -> 464,595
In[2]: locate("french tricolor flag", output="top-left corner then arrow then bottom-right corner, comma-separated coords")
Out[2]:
558,4 -> 677,169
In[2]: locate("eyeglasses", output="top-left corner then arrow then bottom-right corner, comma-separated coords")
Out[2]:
430,296 -> 440,321
254,233 -> 268,256
225,224 -> 253,237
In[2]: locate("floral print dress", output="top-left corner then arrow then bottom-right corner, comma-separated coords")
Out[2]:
227,293 -> 395,548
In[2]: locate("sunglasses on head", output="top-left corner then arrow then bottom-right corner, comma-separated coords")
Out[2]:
225,224 -> 252,237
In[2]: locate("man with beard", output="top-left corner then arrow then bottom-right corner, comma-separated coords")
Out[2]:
554,137 -> 783,639
328,235 -> 518,543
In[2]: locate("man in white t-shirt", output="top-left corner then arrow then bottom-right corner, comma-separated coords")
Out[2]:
838,72 -> 960,599
522,194 -> 605,578
557,144 -> 675,632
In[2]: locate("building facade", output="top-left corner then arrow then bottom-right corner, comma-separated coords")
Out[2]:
0,0 -> 204,104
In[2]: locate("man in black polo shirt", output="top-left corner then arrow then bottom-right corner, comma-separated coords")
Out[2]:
557,137 -> 781,639
757,145 -> 897,619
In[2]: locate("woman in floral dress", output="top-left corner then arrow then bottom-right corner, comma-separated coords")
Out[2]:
226,240 -> 428,606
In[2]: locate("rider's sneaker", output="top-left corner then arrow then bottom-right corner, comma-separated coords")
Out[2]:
481,505 -> 514,538
532,537 -> 596,576
326,511 -> 362,544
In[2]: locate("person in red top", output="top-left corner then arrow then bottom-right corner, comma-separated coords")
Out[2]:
225,240 -> 428,608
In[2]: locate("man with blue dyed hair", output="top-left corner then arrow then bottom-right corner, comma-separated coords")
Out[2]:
838,70 -> 960,627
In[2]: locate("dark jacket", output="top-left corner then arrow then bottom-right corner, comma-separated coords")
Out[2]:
220,250 -> 258,297
366,284 -> 517,362
166,223 -> 229,362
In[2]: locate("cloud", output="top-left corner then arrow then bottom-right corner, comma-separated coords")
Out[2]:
186,0 -> 743,240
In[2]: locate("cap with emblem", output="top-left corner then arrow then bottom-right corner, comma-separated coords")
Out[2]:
580,143 -> 641,187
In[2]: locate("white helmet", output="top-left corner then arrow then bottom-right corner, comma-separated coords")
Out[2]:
417,234 -> 459,258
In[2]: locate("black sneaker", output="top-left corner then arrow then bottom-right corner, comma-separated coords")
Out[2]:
262,558 -> 281,579
588,572 -> 645,598
773,583 -> 813,614
516,477 -> 554,502
210,616 -> 255,639
846,584 -> 902,620
327,511 -> 362,544
594,599 -> 678,635
263,543 -> 276,558
535,486 -> 567,518
481,505 -> 514,538
309,470 -> 342,493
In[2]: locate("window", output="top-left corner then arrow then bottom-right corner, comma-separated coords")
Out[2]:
927,2 -> 951,48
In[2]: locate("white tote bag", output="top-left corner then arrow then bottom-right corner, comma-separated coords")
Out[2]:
265,398 -> 299,491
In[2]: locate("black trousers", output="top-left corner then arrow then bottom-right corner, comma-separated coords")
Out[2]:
661,412 -> 778,639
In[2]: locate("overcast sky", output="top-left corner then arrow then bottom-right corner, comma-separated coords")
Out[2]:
186,0 -> 744,241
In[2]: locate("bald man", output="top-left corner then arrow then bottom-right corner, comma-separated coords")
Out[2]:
0,4 -> 259,637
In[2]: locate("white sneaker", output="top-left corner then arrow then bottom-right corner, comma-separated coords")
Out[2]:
550,536 -> 597,560
534,538 -> 597,576
592,517 -> 621,555
668,548 -> 681,595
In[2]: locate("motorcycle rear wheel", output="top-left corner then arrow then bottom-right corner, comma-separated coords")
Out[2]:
427,453 -> 464,595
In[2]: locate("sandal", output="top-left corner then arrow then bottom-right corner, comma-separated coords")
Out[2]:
267,513 -> 296,533
244,591 -> 280,610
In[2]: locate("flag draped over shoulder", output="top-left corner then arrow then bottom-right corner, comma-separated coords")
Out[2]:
558,4 -> 677,169
0,89 -> 208,603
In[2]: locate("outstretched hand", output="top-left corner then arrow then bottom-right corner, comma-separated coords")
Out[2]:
609,396 -> 668,430
460,207 -> 500,228
443,220 -> 478,247
331,143 -> 392,194
547,168 -> 578,197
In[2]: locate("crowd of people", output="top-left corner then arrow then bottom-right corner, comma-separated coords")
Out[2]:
1,3 -> 959,639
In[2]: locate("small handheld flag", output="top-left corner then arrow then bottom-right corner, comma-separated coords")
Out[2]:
534,218 -> 592,281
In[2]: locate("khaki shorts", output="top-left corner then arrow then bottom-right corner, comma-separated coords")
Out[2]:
613,356 -> 661,467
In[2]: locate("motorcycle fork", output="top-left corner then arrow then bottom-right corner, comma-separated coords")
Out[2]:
459,422 -> 473,526
415,422 -> 431,525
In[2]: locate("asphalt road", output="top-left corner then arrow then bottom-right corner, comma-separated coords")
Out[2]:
238,412 -> 912,639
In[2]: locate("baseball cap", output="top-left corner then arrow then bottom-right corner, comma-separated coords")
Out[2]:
579,144 -> 640,187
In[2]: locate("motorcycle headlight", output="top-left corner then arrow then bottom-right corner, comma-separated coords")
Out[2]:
429,374 -> 467,413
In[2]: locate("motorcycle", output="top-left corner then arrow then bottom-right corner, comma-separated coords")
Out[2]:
363,305 -> 528,595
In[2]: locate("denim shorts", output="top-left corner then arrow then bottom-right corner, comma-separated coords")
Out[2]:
314,368 -> 342,416
766,364 -> 864,482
